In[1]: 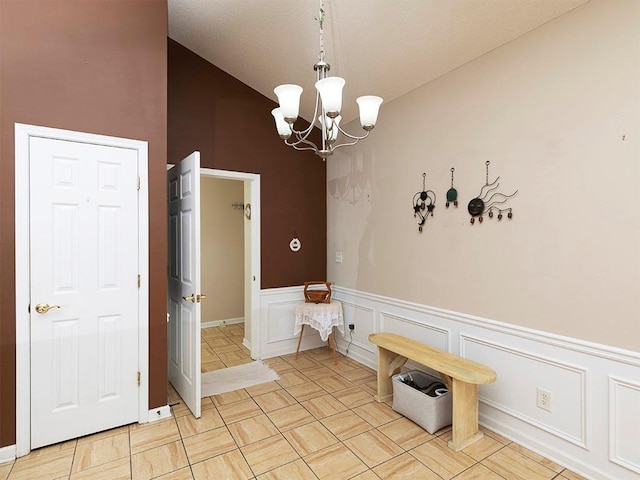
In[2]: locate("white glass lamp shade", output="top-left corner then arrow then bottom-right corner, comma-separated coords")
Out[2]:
271,108 -> 292,139
356,95 -> 383,130
318,115 -> 341,142
274,84 -> 303,122
315,77 -> 345,117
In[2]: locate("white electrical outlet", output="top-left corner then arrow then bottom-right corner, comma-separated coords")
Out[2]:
335,251 -> 343,263
536,387 -> 552,412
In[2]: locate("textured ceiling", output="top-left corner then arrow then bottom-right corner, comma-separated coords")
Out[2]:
168,0 -> 589,124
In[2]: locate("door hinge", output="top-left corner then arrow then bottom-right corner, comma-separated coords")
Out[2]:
137,274 -> 141,288
136,176 -> 141,191
137,372 -> 141,386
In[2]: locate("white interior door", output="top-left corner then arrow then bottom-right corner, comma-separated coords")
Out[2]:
29,137 -> 140,449
167,152 -> 202,418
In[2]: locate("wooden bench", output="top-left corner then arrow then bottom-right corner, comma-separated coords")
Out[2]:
368,332 -> 496,451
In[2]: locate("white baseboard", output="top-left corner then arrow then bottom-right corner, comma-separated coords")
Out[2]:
0,444 -> 15,464
202,317 -> 244,329
480,415 -> 602,480
147,405 -> 172,423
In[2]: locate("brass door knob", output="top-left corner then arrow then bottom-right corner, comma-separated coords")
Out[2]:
182,295 -> 196,303
35,303 -> 61,314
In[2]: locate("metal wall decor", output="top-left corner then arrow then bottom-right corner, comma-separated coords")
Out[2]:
289,234 -> 301,252
468,161 -> 517,224
446,167 -> 458,207
412,172 -> 436,232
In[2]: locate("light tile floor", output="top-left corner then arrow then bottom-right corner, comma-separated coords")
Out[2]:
0,324 -> 587,480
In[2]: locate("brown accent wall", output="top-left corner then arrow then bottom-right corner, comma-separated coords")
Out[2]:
168,39 -> 327,289
0,0 -> 168,448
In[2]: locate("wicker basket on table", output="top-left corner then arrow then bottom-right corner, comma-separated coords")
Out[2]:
303,281 -> 332,304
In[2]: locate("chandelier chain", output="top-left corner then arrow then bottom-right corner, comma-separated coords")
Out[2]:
316,0 -> 325,62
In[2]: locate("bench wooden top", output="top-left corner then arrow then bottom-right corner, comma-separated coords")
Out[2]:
369,332 -> 496,385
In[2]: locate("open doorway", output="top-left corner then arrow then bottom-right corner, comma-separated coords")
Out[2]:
200,176 -> 250,370
200,167 -> 261,360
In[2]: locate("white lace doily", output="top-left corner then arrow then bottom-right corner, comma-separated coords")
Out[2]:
294,301 -> 345,341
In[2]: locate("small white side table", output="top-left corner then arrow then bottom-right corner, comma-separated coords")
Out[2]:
294,300 -> 344,364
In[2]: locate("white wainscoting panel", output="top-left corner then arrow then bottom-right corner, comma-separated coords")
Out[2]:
338,300 -> 375,365
381,312 -> 450,352
609,376 -> 640,474
462,335 -> 587,447
260,287 -> 325,358
326,285 -> 640,480
267,301 -> 299,343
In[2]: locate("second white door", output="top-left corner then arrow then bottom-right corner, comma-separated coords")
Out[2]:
167,152 -> 202,418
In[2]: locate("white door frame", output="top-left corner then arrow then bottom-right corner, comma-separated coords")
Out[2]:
14,123 -> 150,457
200,168 -> 261,359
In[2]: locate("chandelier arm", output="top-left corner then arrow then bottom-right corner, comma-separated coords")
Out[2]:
329,132 -> 371,152
288,118 -> 315,141
285,123 -> 316,148
291,135 -> 323,151
286,87 -> 323,144
284,134 -> 315,150
293,121 -> 315,136
290,142 -> 321,154
287,125 -> 314,144
335,124 -> 371,142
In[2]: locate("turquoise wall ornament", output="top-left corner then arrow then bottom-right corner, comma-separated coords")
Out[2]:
446,167 -> 458,208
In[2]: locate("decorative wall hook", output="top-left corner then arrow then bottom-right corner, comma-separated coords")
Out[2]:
289,231 -> 301,252
412,172 -> 436,233
468,161 -> 517,224
446,167 -> 458,208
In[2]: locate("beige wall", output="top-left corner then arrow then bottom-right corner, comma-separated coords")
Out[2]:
201,177 -> 245,323
327,0 -> 640,352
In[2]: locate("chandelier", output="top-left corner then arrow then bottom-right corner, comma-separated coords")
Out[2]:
271,0 -> 383,159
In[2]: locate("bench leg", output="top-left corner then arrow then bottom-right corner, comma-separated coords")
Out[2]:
448,380 -> 483,451
373,346 -> 407,402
